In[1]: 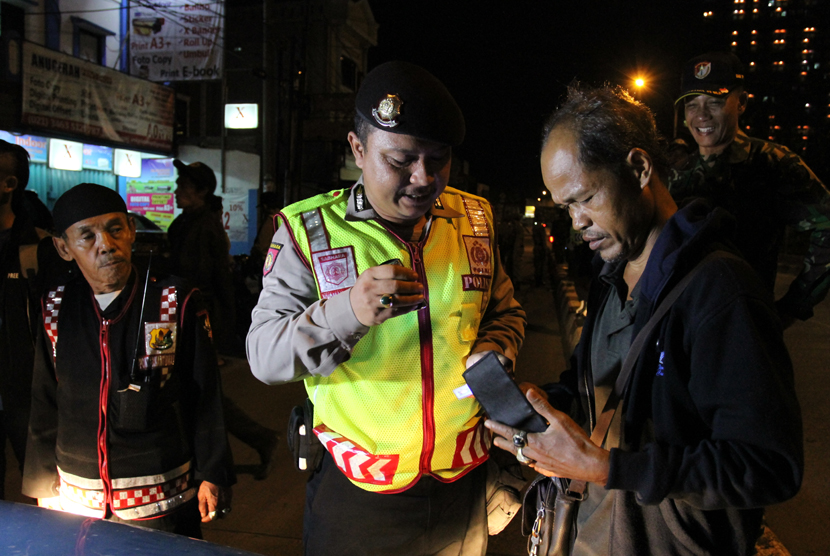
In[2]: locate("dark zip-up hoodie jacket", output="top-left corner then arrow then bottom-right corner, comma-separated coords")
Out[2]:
547,200 -> 803,555
23,270 -> 234,518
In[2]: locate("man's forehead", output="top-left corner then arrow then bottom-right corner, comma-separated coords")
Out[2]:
542,131 -> 584,197
684,92 -> 729,104
68,212 -> 130,233
368,128 -> 451,154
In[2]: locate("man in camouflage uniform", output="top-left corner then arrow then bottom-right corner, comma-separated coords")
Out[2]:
671,52 -> 830,325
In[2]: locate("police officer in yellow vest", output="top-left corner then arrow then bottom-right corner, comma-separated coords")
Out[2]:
247,61 -> 526,555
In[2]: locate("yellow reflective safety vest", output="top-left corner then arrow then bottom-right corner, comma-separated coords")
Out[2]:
280,186 -> 496,492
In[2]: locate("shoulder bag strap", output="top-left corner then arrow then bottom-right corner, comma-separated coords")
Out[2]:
566,250 -> 739,498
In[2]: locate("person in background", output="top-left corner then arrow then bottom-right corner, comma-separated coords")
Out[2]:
168,160 -> 237,357
173,163 -> 279,479
498,209 -> 523,284
670,51 -> 830,326
251,191 -> 280,265
0,139 -> 49,499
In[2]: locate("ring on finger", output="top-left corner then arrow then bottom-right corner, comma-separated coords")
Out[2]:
516,447 -> 534,464
379,294 -> 395,308
513,430 -> 528,449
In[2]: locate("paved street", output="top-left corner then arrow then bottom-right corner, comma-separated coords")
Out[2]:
3,247 -> 827,555
766,259 -> 830,555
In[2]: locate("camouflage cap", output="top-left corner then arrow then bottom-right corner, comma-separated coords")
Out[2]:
676,52 -> 745,104
355,61 -> 465,146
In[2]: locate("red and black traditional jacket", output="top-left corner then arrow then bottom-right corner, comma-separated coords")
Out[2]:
23,269 -> 234,519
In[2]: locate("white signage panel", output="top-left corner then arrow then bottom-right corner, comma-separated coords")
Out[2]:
114,149 -> 143,177
49,139 -> 84,171
225,103 -> 258,129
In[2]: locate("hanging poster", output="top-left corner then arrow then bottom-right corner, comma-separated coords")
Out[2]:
221,183 -> 250,243
129,1 -> 224,82
126,158 -> 177,230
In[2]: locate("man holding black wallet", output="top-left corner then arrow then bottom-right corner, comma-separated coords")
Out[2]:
247,62 -> 525,556
486,85 -> 803,555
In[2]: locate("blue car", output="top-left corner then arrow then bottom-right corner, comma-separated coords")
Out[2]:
0,501 -> 262,556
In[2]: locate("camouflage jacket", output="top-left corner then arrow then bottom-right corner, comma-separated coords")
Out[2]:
669,131 -> 830,320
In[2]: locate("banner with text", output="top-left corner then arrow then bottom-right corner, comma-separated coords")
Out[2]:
21,42 -> 175,152
129,1 -> 224,82
126,158 -> 177,230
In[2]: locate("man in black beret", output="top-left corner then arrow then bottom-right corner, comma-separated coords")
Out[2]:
669,52 -> 830,326
23,183 -> 234,537
247,61 -> 526,555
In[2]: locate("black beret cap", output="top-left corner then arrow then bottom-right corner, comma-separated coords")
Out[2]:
356,61 -> 465,146
677,52 -> 745,104
53,183 -> 127,235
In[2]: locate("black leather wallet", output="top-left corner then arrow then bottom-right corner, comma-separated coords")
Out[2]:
462,352 -> 548,433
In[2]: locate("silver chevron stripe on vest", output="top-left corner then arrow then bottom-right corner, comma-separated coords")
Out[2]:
302,209 -> 330,252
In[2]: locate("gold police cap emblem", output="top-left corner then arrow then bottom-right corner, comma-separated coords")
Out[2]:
372,94 -> 403,128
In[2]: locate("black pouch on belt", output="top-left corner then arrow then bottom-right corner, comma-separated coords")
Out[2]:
287,398 -> 325,472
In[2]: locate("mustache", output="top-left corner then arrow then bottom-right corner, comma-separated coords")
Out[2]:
582,233 -> 607,242
99,256 -> 127,268
398,185 -> 434,197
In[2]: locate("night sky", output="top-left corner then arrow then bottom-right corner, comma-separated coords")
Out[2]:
367,1 -> 710,202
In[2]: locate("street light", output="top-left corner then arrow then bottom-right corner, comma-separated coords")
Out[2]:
635,77 -> 646,89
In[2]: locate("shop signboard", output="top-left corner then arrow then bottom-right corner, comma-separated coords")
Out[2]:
0,130 -> 48,163
21,42 -> 175,152
126,158 -> 177,230
129,1 -> 224,82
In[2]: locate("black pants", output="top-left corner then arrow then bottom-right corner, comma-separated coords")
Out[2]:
304,452 -> 487,556
0,409 -> 29,500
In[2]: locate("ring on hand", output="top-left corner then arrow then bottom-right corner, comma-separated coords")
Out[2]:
513,430 -> 528,448
379,294 -> 395,308
516,447 -> 533,464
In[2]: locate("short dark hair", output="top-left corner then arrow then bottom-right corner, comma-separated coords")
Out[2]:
541,84 -> 670,184
0,139 -> 31,211
354,113 -> 374,146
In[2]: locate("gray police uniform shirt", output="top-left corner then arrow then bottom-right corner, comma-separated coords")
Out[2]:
246,179 -> 525,383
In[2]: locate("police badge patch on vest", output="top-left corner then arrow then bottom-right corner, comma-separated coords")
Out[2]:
263,242 -> 283,277
462,236 -> 492,292
311,246 -> 358,299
